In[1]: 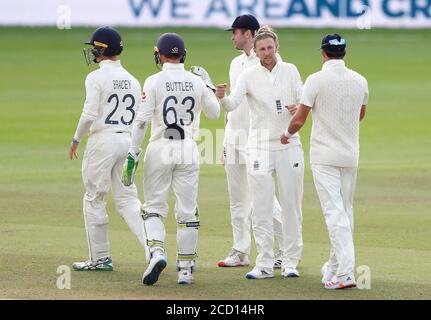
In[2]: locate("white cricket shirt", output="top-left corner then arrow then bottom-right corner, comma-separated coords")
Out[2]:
301,59 -> 369,167
225,50 -> 284,146
79,60 -> 141,136
221,59 -> 303,151
136,63 -> 220,142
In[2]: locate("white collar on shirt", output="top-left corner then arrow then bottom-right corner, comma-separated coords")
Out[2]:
162,62 -> 185,71
99,60 -> 121,68
322,59 -> 346,70
239,48 -> 258,66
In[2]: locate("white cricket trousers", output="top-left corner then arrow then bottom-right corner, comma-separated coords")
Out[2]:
82,132 -> 147,262
142,139 -> 200,269
247,146 -> 304,270
311,164 -> 357,277
224,143 -> 283,255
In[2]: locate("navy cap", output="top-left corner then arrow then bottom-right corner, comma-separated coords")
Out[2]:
225,14 -> 260,31
156,33 -> 185,57
320,33 -> 346,53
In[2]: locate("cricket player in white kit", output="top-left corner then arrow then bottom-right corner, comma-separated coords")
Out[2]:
216,26 -> 304,279
69,27 -> 147,271
122,33 -> 220,285
218,15 -> 287,269
281,34 -> 369,289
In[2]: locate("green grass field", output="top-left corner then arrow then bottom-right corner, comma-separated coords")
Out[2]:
0,27 -> 430,300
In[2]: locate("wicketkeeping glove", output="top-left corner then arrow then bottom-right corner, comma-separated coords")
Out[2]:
122,148 -> 142,186
190,66 -> 216,92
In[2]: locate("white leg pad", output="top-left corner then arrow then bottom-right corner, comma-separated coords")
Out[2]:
176,217 -> 199,269
142,213 -> 166,257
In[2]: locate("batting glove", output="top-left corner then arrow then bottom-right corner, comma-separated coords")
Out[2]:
190,66 -> 216,92
122,148 -> 142,186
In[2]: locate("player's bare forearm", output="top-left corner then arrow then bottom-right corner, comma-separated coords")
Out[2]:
360,105 -> 366,121
288,104 -> 311,134
288,118 -> 304,135
69,139 -> 79,160
281,104 -> 310,144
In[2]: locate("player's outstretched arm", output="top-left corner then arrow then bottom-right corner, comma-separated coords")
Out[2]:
190,66 -> 216,92
201,84 -> 220,120
280,104 -> 311,145
216,71 -> 248,112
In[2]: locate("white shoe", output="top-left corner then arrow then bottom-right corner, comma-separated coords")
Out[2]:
274,250 -> 282,269
324,274 -> 356,289
281,267 -> 300,278
217,249 -> 249,267
321,262 -> 336,284
72,257 -> 113,271
245,267 -> 274,279
142,251 -> 167,286
178,268 -> 193,285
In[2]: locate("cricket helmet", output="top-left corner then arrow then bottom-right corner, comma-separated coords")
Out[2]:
155,33 -> 186,58
153,33 -> 186,68
85,26 -> 123,56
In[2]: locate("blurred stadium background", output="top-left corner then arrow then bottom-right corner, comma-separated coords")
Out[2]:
0,0 -> 430,299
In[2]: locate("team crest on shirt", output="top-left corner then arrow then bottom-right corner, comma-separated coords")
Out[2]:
141,91 -> 147,102
253,160 -> 260,170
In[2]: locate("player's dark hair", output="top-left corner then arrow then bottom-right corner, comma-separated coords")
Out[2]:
323,49 -> 346,59
240,28 -> 257,37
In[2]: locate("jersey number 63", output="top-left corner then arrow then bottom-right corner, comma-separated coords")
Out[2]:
163,95 -> 195,128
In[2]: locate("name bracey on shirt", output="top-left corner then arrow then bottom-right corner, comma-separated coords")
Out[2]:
166,81 -> 194,92
113,80 -> 132,90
